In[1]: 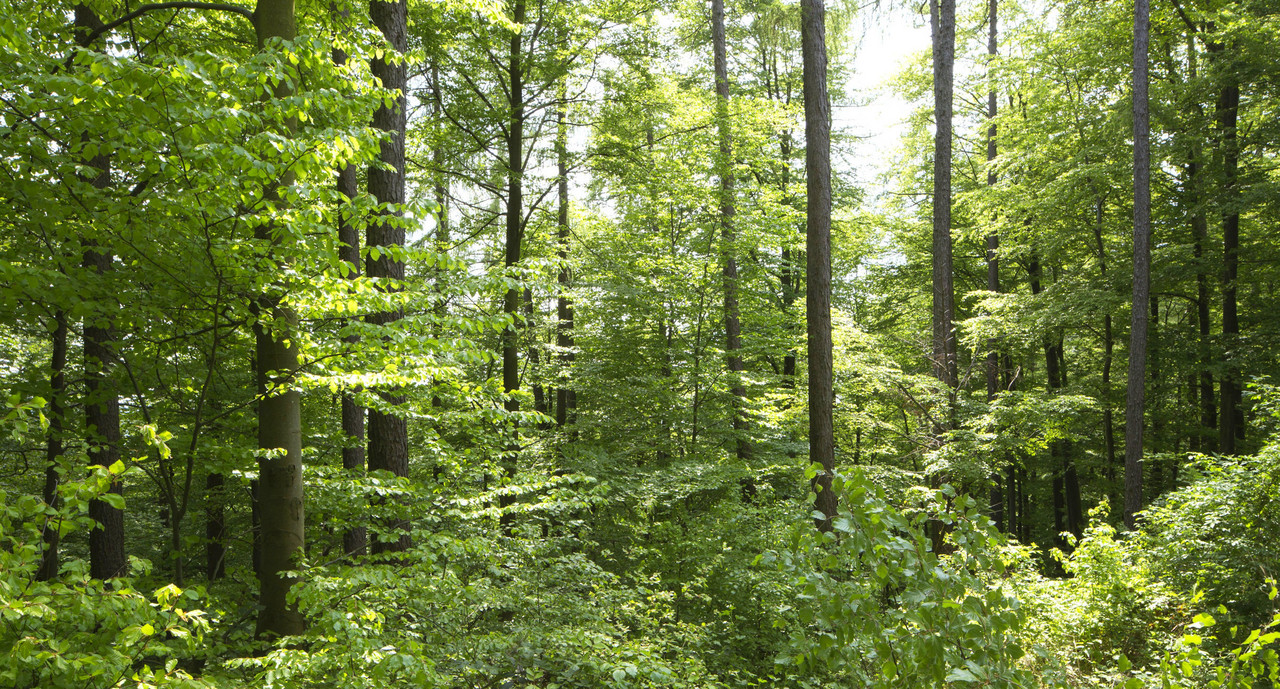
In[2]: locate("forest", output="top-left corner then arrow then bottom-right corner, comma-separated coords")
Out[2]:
2,0 -> 1279,686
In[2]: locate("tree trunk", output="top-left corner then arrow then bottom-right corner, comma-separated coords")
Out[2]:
37,313 -> 68,581
367,0 -> 410,553
1092,198 -> 1118,504
712,0 -> 749,464
802,0 -> 836,529
253,0 -> 305,638
931,0 -> 958,393
1124,0 -> 1151,530
555,86 -> 575,428
1216,75 -> 1242,454
500,0 -> 527,526
985,0 -> 1003,531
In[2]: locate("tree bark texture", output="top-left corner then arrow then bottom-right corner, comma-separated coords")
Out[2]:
368,0 -> 410,553
1216,76 -> 1242,454
985,0 -> 1003,531
711,0 -> 749,463
802,0 -> 836,529
37,313 -> 68,581
253,0 -> 305,638
930,0 -> 958,392
556,89 -> 576,428
74,3 -> 127,582
500,0 -> 527,525
1124,0 -> 1150,530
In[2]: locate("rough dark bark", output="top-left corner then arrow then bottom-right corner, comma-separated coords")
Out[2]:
76,3 -> 126,582
802,0 -> 835,530
37,313 -> 68,581
338,34 -> 366,556
1216,75 -> 1242,455
1124,0 -> 1150,530
500,0 -> 527,526
712,0 -> 749,464
367,0 -> 410,553
253,0 -> 305,638
930,0 -> 958,392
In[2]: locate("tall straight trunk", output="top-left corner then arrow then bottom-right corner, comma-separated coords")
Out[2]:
204,472 -> 225,579
1217,76 -> 1242,454
336,31 -> 366,560
802,0 -> 836,529
76,4 -> 125,582
712,0 -> 749,462
555,88 -> 575,428
1093,199 -> 1119,502
253,0 -> 304,638
984,0 -> 1003,531
500,0 -> 527,524
37,313 -> 68,581
1185,32 -> 1216,453
930,0 -> 958,392
367,0 -> 410,553
1124,0 -> 1151,530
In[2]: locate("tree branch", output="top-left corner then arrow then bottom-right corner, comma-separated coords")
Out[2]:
82,2 -> 254,47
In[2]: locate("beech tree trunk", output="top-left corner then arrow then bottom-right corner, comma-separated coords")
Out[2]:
802,0 -> 836,530
253,0 -> 305,638
367,0 -> 410,553
1124,0 -> 1150,530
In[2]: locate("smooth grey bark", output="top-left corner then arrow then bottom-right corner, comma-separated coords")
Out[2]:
711,0 -> 749,464
802,0 -> 836,530
930,0 -> 958,392
253,0 -> 305,638
367,0 -> 410,553
1124,0 -> 1150,530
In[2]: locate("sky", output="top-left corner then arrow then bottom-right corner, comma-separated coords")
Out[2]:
839,5 -> 933,202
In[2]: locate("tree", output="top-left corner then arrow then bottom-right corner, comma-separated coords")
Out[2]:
803,0 -> 835,529
1124,0 -> 1150,530
930,0 -> 957,394
367,0 -> 410,554
253,0 -> 305,637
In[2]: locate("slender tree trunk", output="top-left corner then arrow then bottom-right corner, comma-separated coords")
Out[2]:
500,0 -> 527,526
1124,0 -> 1151,530
335,29 -> 366,559
802,0 -> 836,529
367,0 -> 410,553
931,0 -> 958,393
1216,74 -> 1242,454
711,0 -> 749,464
555,87 -> 575,429
205,472 -> 225,580
1092,199 -> 1119,503
253,0 -> 305,638
985,0 -> 1004,531
74,3 -> 126,582
37,313 -> 68,581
